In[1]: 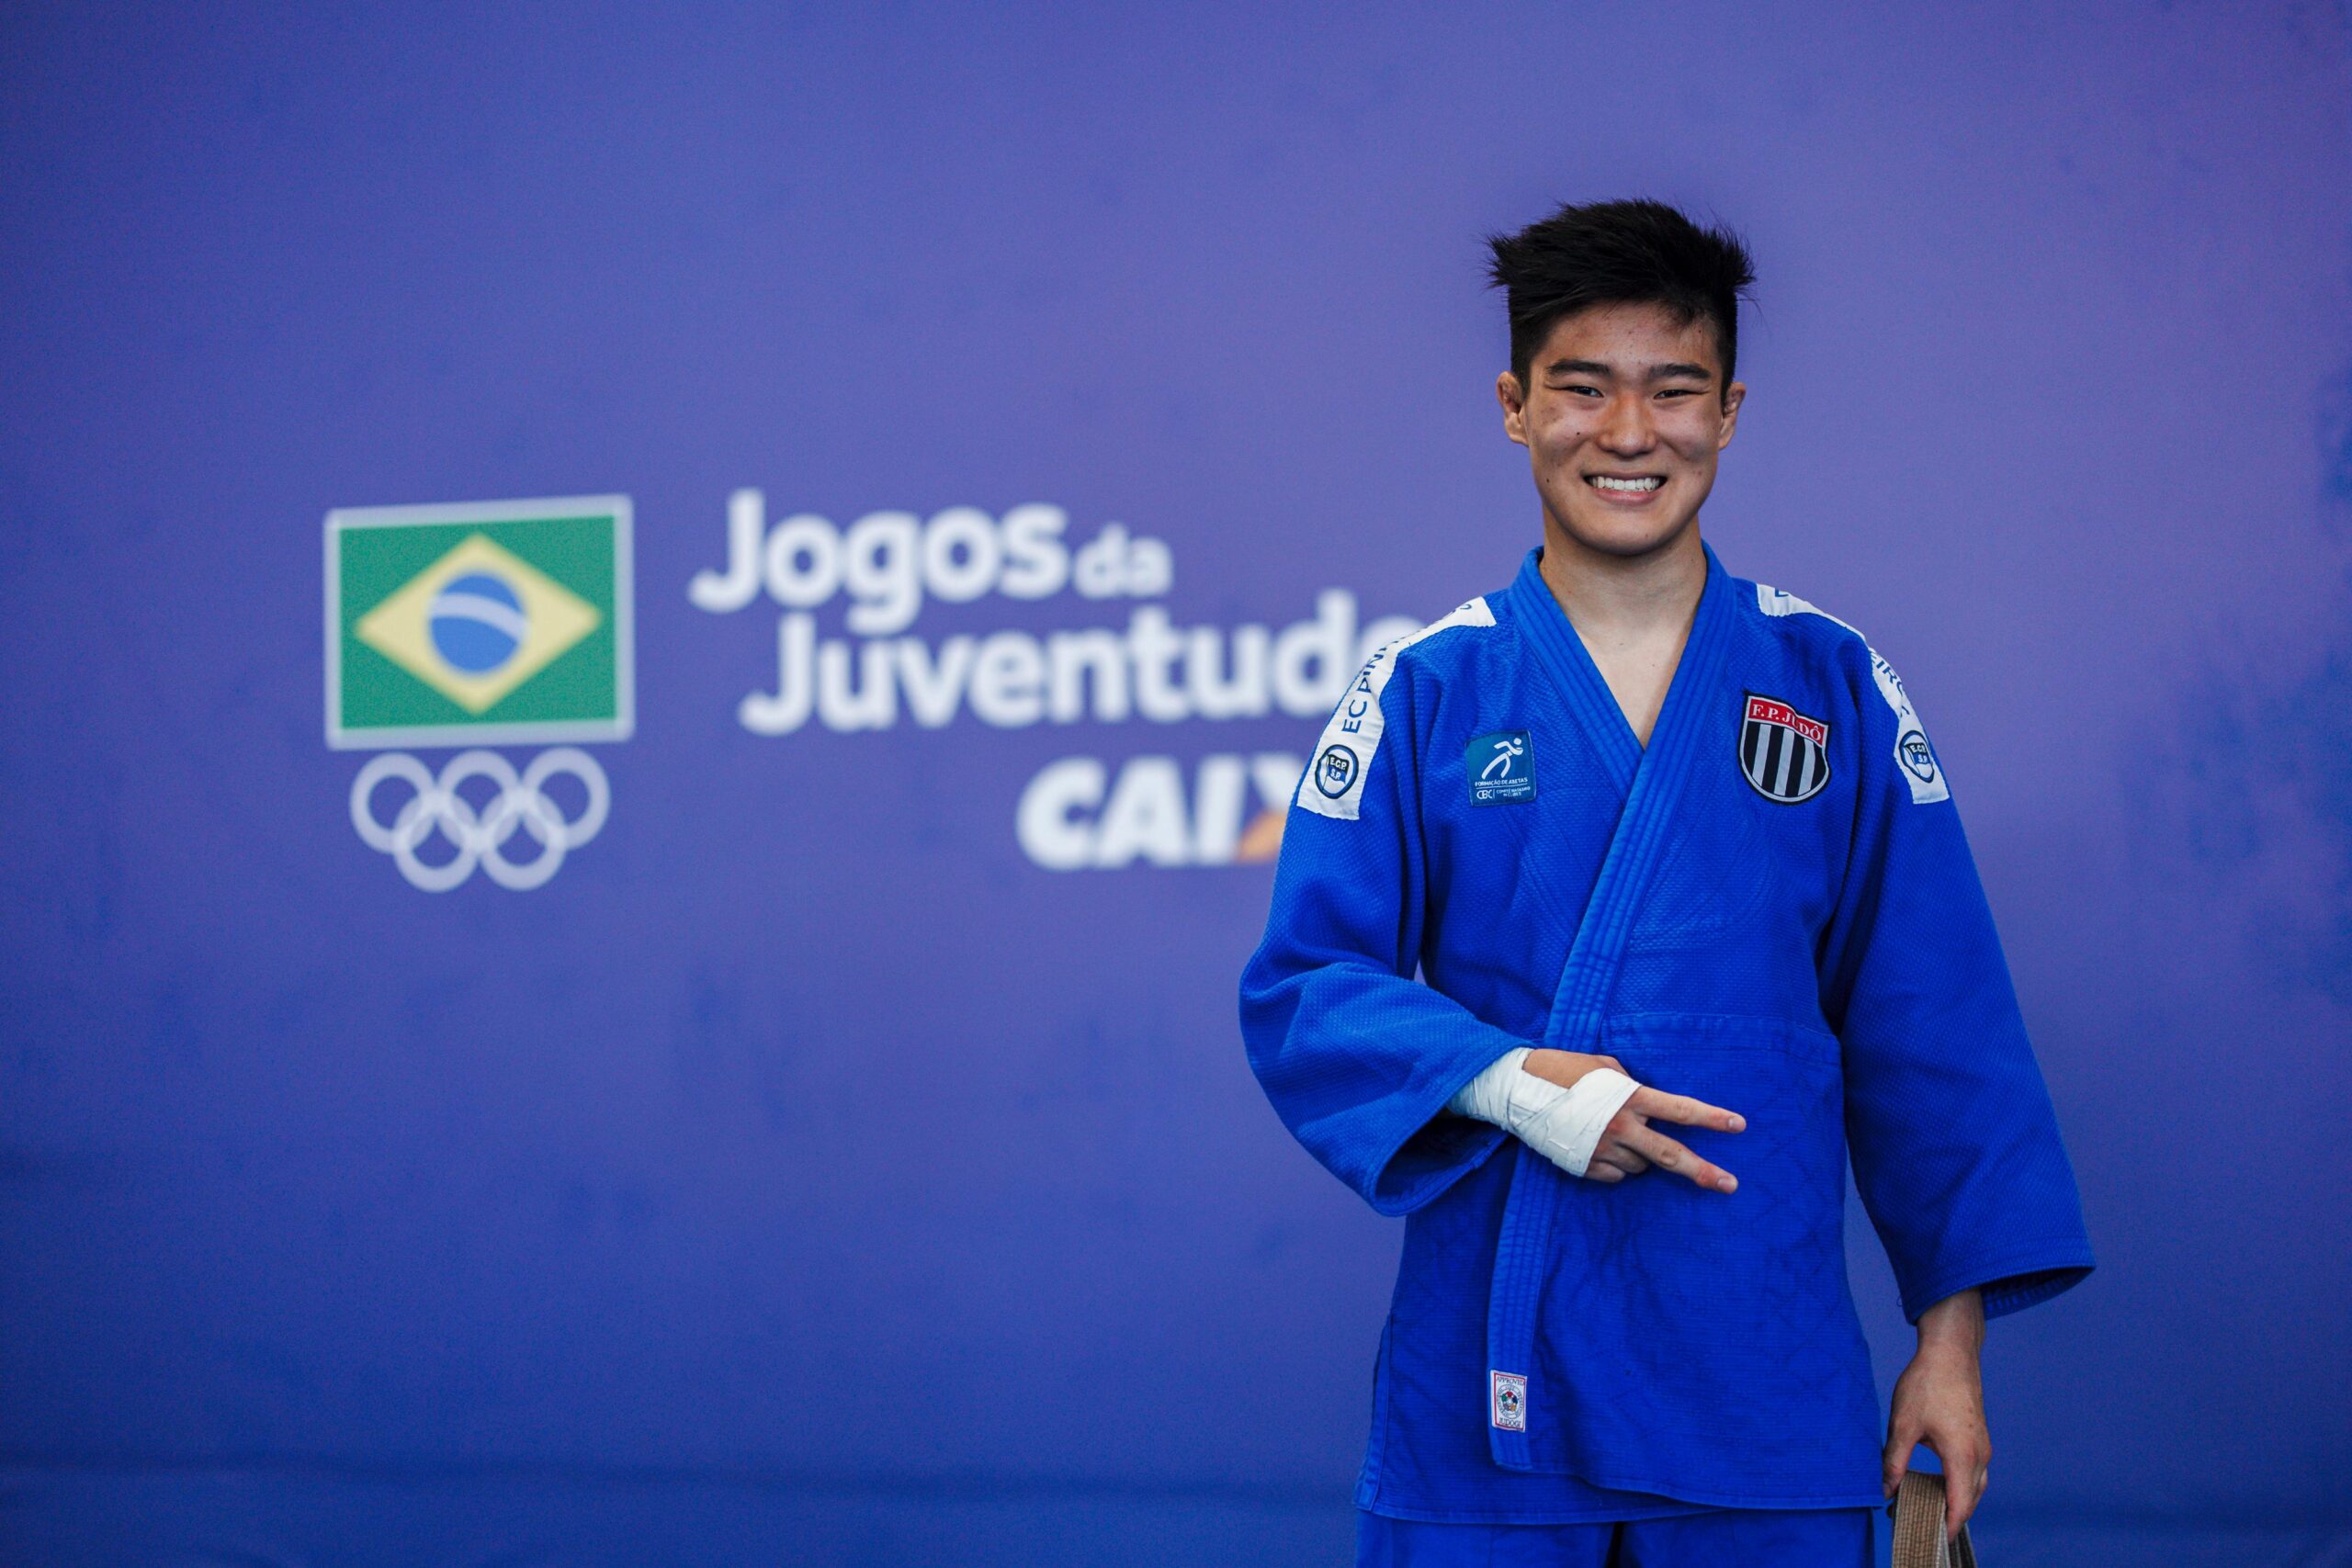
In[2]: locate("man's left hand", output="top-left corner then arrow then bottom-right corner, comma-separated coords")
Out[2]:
1883,1288 -> 1989,1541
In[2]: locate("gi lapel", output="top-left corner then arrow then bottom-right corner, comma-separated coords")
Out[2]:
1484,542 -> 1739,1469
1502,547 -> 1644,801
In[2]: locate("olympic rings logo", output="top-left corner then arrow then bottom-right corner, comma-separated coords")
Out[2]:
350,748 -> 609,891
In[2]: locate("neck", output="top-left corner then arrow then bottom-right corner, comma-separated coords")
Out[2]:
1535,513 -> 1708,646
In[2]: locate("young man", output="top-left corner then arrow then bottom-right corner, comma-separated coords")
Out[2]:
1239,200 -> 2093,1567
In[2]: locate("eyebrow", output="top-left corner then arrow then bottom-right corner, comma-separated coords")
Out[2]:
1543,358 -> 1715,382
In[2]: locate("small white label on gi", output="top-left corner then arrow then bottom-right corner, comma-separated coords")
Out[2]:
1490,1371 -> 1528,1431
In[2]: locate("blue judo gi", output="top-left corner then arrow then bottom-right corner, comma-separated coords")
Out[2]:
1240,544 -> 2093,1529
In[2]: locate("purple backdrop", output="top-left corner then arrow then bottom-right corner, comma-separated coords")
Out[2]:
3,5 -> 2347,1564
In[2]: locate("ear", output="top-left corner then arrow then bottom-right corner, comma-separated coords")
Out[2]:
1496,370 -> 1530,447
1715,380 -> 1746,450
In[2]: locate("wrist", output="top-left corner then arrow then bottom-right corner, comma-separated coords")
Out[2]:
1908,1333 -> 1980,1367
1521,1047 -> 1609,1091
1913,1289 -> 1985,1358
1447,1047 -> 1533,1123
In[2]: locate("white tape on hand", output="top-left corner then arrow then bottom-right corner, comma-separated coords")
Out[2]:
1448,1047 -> 1643,1179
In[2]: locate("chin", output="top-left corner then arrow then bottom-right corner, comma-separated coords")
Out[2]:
1555,508 -> 1693,559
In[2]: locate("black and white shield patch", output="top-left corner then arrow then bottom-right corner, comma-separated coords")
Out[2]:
1739,694 -> 1831,804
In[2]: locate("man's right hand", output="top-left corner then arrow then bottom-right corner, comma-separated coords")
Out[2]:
1521,1048 -> 1745,1193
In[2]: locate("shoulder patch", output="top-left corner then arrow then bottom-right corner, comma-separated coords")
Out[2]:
1754,582 -> 1950,804
1295,596 -> 1497,821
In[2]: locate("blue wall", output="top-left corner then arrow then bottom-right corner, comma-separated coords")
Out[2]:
3,5 -> 2348,1562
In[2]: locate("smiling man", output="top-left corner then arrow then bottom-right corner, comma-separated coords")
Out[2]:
1240,199 -> 2094,1567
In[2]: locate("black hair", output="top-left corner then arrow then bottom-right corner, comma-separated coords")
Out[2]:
1487,198 -> 1756,400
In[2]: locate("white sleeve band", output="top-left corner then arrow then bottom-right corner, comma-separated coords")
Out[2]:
1447,1047 -> 1643,1179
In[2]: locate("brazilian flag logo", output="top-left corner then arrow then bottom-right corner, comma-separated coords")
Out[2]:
325,495 -> 633,749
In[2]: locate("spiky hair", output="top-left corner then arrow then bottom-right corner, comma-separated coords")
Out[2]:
1487,198 -> 1756,399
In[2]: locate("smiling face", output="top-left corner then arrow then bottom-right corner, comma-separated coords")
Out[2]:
1498,300 -> 1745,562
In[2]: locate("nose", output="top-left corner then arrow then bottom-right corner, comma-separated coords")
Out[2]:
1597,391 -> 1655,456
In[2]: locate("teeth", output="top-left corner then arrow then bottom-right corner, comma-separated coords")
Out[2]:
1590,476 -> 1664,492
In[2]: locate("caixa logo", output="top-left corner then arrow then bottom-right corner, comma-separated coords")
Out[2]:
1017,753 -> 1303,869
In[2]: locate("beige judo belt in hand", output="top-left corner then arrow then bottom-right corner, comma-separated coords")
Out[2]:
1891,1469 -> 1980,1568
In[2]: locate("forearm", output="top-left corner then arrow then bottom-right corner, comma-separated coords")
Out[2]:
1915,1287 -> 1984,1355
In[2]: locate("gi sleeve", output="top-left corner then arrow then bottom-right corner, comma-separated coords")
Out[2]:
1820,645 -> 2097,1322
1238,658 -> 1527,1216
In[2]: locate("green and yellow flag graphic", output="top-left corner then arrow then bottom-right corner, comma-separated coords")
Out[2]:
326,496 -> 633,749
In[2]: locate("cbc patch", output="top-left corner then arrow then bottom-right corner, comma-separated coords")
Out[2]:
1897,727 -> 1939,785
1739,694 -> 1831,804
1312,743 -> 1360,799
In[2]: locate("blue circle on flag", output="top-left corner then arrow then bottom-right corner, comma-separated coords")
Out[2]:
429,572 -> 527,673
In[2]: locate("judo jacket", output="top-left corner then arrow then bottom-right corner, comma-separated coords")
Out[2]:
1239,545 -> 2094,1522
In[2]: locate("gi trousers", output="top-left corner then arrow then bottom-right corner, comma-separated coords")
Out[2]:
1358,1506 -> 1878,1567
